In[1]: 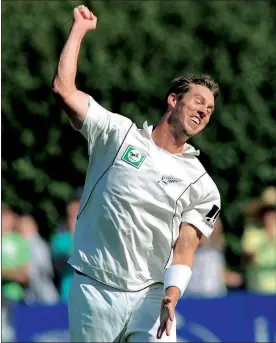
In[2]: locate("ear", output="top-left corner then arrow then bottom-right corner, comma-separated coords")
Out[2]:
167,93 -> 178,109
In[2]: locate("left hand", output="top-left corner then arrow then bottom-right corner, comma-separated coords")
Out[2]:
157,296 -> 176,339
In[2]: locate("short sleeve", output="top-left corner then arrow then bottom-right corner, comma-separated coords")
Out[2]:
72,95 -> 132,155
181,174 -> 221,238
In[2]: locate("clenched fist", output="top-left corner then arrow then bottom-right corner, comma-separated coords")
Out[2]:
73,5 -> 97,31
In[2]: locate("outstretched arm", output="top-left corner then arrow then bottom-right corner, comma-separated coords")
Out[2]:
157,223 -> 202,339
52,5 -> 97,129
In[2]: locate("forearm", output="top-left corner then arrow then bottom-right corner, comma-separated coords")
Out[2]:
52,5 -> 97,128
52,24 -> 86,98
172,245 -> 195,268
164,224 -> 201,300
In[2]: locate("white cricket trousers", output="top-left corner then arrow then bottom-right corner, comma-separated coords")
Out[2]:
68,271 -> 176,342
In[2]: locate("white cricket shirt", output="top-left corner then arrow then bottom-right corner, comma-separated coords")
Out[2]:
68,95 -> 221,291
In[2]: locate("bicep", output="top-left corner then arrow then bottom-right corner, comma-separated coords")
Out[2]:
56,90 -> 90,130
173,223 -> 202,267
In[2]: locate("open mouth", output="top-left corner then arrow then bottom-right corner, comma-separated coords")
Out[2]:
190,116 -> 200,125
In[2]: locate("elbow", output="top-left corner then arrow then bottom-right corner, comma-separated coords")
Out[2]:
178,225 -> 202,251
51,77 -> 63,97
173,225 -> 202,266
51,79 -> 77,102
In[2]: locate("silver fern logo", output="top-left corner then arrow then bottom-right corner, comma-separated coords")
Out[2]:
158,175 -> 183,186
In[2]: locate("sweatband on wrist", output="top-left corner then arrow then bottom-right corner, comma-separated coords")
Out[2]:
164,264 -> 192,297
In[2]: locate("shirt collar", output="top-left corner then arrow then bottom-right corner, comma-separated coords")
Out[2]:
142,121 -> 200,157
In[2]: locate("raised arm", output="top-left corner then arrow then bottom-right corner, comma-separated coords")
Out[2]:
52,5 -> 97,129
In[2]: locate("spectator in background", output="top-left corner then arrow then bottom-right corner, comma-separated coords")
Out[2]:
15,215 -> 59,304
2,205 -> 18,234
51,187 -> 82,302
2,206 -> 30,343
2,206 -> 30,302
242,186 -> 276,294
185,218 -> 242,297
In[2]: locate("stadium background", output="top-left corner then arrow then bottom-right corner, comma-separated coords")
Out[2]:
2,0 -> 276,342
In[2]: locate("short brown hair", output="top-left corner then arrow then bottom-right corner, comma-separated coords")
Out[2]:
163,74 -> 219,113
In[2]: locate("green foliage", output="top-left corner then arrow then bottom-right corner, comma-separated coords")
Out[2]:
2,0 -> 275,265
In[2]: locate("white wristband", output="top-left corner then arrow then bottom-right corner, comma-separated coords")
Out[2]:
164,264 -> 192,297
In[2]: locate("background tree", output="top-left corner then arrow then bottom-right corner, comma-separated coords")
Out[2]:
2,0 -> 276,270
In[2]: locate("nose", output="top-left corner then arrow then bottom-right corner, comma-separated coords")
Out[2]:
197,109 -> 208,119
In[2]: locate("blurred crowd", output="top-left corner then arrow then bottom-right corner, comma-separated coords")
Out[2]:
1,187 -> 82,342
1,186 -> 276,341
186,186 -> 276,297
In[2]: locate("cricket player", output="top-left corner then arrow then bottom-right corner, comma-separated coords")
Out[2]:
52,5 -> 221,342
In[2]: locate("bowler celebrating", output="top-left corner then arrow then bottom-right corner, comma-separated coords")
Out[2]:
52,5 -> 221,342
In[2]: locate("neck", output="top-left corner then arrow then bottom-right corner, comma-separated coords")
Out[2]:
151,113 -> 188,154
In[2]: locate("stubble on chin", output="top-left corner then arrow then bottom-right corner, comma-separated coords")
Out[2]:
182,127 -> 193,139
168,110 -> 192,140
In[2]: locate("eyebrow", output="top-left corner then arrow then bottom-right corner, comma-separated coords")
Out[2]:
194,94 -> 214,109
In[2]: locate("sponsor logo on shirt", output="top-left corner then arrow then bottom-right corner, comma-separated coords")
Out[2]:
122,145 -> 146,168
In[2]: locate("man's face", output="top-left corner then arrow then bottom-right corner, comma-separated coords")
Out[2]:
168,84 -> 215,138
2,209 -> 18,234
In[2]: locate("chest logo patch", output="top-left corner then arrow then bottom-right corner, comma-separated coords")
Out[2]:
122,145 -> 146,168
